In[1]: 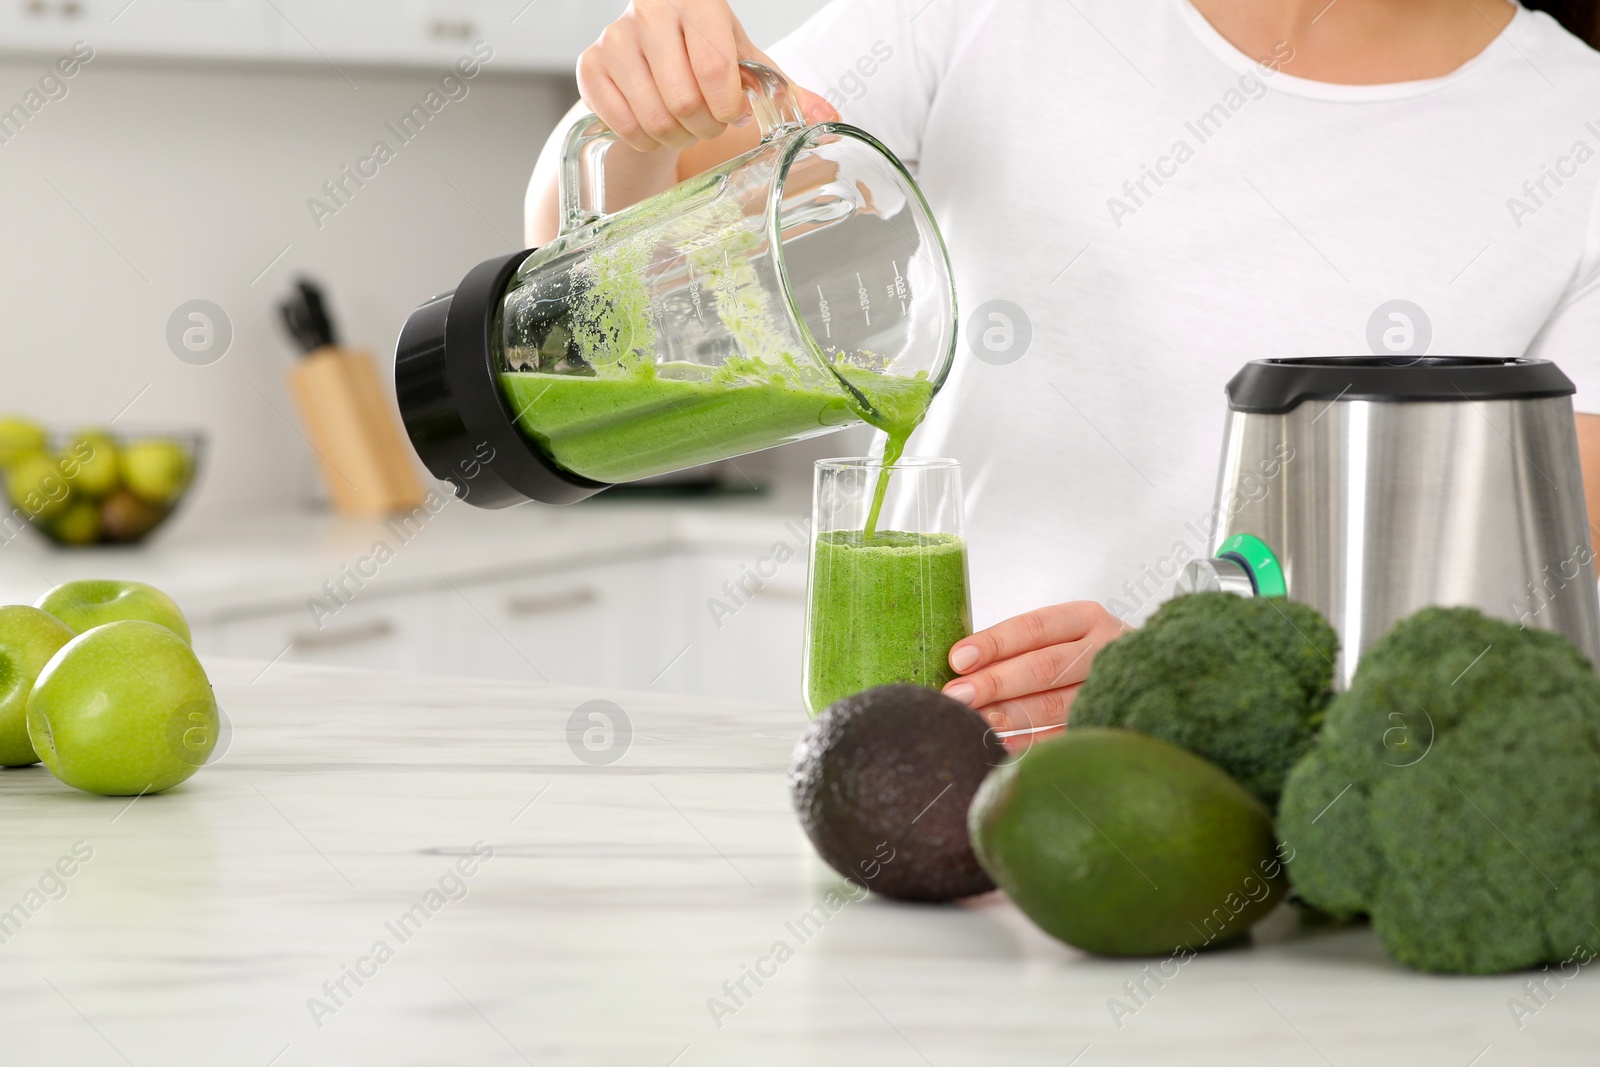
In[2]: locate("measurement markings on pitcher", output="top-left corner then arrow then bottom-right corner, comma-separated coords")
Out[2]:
856,272 -> 872,325
688,263 -> 705,322
714,251 -> 738,302
817,285 -> 832,338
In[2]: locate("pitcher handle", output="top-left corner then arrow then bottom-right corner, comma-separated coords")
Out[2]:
557,60 -> 806,235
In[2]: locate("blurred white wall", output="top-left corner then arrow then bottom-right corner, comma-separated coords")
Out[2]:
0,1 -> 835,526
0,55 -> 573,523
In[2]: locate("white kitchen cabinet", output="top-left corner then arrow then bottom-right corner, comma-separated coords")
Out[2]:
286,0 -> 832,70
0,0 -> 826,72
159,503 -> 811,701
201,557 -> 676,686
0,0 -> 105,54
437,554 -> 680,689
267,0 -> 826,71
192,548 -> 806,699
437,549 -> 807,704
265,0 -> 519,69
0,0 -> 268,58
106,0 -> 270,58
206,587 -> 450,675
673,549 -> 806,705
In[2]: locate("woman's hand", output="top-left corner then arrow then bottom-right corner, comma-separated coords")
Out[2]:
528,1 -> 838,244
942,602 -> 1131,746
576,0 -> 838,154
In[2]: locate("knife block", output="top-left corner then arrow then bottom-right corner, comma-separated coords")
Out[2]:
286,347 -> 426,517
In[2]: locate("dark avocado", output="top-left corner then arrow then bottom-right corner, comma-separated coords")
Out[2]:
789,683 -> 1006,902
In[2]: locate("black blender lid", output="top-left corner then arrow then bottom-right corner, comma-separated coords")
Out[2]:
1226,356 -> 1575,414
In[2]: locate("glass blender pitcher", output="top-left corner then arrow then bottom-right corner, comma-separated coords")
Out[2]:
396,62 -> 958,507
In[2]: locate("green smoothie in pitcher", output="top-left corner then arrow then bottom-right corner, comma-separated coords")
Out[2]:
495,168 -> 943,487
500,363 -> 935,484
805,529 -> 971,715
495,185 -> 939,485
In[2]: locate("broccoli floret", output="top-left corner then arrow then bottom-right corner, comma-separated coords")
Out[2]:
1071,592 -> 1338,809
1277,606 -> 1600,974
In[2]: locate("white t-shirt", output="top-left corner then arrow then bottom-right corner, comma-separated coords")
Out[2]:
771,0 -> 1600,627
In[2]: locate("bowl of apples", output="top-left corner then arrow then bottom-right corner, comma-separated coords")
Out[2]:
0,416 -> 202,547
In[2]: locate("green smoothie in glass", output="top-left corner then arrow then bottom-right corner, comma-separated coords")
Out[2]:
805,529 -> 971,713
803,455 -> 971,717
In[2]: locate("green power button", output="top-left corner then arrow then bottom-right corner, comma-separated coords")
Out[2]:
1217,533 -> 1287,598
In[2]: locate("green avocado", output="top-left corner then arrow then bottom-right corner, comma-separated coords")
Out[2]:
969,727 -> 1286,956
790,684 -> 1006,902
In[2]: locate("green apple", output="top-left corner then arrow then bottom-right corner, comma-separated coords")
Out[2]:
6,452 -> 70,520
36,579 -> 192,644
0,417 -> 46,467
50,501 -> 103,546
62,431 -> 119,497
120,440 -> 191,504
0,606 -> 75,766
27,620 -> 217,795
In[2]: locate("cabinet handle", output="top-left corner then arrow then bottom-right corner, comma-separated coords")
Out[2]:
289,618 -> 396,651
505,587 -> 599,617
428,18 -> 474,40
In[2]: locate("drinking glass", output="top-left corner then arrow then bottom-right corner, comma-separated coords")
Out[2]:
803,457 -> 971,716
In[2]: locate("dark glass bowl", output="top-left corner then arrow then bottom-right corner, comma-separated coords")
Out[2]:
0,428 -> 204,548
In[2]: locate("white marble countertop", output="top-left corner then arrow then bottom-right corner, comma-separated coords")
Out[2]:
0,657 -> 1593,1065
0,491 -> 811,622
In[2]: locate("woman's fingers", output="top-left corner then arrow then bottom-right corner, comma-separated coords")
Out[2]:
608,26 -> 698,149
638,10 -> 727,141
575,48 -> 644,147
794,86 -> 842,124
943,603 -> 1129,733
577,1 -> 839,154
949,602 -> 1112,674
944,637 -> 1098,709
684,9 -> 746,124
731,23 -> 841,124
583,18 -> 692,151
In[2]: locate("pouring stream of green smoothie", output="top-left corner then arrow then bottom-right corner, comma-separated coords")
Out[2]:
851,369 -> 934,540
863,432 -> 906,539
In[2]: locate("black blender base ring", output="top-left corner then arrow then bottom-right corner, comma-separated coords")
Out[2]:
394,249 -> 610,508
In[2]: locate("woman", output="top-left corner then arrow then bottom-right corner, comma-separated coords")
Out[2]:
526,0 -> 1600,739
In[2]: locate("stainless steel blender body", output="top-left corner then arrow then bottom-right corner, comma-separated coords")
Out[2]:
1198,357 -> 1600,682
